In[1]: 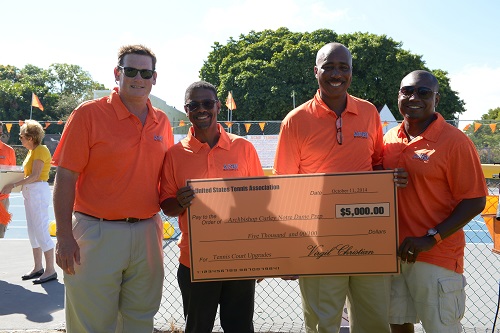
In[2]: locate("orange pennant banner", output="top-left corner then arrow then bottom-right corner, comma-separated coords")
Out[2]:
259,122 -> 266,132
179,120 -> 185,127
31,93 -> 44,111
474,122 -> 482,132
225,91 -> 237,110
45,123 -> 51,129
382,121 -> 389,128
5,123 -> 13,133
463,124 -> 471,131
244,123 -> 251,132
225,122 -> 233,128
490,123 -> 497,133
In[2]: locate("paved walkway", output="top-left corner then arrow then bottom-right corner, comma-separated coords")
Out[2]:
0,239 -> 65,332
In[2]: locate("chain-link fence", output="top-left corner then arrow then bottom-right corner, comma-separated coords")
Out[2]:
154,175 -> 500,333
3,118 -> 500,332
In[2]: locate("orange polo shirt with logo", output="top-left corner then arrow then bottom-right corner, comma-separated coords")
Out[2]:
383,113 -> 487,273
52,88 -> 174,219
0,142 -> 16,201
160,124 -> 264,268
274,90 -> 383,175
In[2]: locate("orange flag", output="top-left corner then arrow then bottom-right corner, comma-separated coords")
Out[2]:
259,122 -> 266,132
32,93 -> 44,111
474,122 -> 482,132
463,124 -> 471,131
490,123 -> 497,133
225,91 -> 236,110
244,123 -> 251,132
5,123 -> 13,133
225,122 -> 233,128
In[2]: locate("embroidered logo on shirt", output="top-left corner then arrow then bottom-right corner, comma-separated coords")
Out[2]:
353,131 -> 368,139
223,164 -> 239,171
412,149 -> 435,162
154,135 -> 163,142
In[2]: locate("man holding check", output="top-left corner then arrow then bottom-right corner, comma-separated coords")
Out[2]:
274,42 -> 406,333
160,81 -> 263,333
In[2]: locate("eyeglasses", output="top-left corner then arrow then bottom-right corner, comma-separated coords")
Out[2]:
336,117 -> 342,145
399,86 -> 438,99
184,99 -> 218,112
118,66 -> 154,79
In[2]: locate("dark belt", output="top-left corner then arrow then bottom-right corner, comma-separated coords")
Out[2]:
75,211 -> 152,223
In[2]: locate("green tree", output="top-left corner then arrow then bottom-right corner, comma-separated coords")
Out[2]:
465,107 -> 500,163
200,28 -> 465,121
0,63 -> 105,122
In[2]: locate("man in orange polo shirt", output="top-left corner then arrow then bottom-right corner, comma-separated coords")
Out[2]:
274,42 -> 397,333
160,81 -> 263,333
383,70 -> 487,333
0,122 -> 16,238
52,45 -> 173,333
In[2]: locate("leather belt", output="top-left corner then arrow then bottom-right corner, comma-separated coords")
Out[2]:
75,211 -> 152,223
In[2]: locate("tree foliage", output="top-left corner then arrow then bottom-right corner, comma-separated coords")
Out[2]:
200,28 -> 465,121
465,107 -> 500,163
0,63 -> 105,122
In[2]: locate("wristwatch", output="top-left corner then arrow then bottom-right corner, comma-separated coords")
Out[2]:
426,228 -> 442,244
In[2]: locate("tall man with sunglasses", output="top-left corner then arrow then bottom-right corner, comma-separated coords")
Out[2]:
383,70 -> 486,333
52,44 -> 173,333
160,81 -> 263,332
274,42 -> 394,333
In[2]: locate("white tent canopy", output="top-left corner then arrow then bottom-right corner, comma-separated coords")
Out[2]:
379,104 -> 399,134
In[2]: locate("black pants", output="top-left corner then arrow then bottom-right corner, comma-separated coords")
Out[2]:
177,264 -> 255,333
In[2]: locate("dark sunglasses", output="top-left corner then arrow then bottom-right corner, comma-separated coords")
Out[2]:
118,66 -> 154,79
399,86 -> 438,99
185,99 -> 218,112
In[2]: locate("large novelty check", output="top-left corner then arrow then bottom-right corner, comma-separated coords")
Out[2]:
187,171 -> 399,281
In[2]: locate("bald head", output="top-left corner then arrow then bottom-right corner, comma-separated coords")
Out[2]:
401,70 -> 439,91
316,43 -> 352,67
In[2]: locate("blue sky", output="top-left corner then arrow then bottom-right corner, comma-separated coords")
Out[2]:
1,0 -> 499,123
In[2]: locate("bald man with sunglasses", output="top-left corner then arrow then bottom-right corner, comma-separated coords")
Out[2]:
53,44 -> 174,333
383,70 -> 486,333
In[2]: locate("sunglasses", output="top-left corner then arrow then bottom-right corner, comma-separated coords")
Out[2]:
336,117 -> 342,145
185,99 -> 218,112
399,86 -> 438,99
118,66 -> 154,79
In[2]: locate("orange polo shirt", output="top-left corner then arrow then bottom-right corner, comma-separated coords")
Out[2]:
383,113 -> 487,273
160,124 -> 264,268
52,88 -> 174,219
0,142 -> 16,201
274,90 -> 383,175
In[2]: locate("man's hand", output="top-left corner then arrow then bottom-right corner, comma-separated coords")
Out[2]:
398,236 -> 435,263
393,168 -> 408,188
56,235 -> 81,275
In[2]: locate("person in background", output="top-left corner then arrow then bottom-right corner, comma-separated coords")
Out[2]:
161,81 -> 263,333
52,44 -> 173,332
273,42 -> 407,333
383,70 -> 487,333
0,121 -> 16,238
1,120 -> 56,283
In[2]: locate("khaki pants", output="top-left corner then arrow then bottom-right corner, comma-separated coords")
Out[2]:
300,275 -> 391,333
64,212 -> 164,333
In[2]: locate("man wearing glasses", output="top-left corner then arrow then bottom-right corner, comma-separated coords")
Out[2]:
0,121 -> 16,238
383,70 -> 486,333
160,81 -> 263,332
52,45 -> 173,332
274,42 -> 391,333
